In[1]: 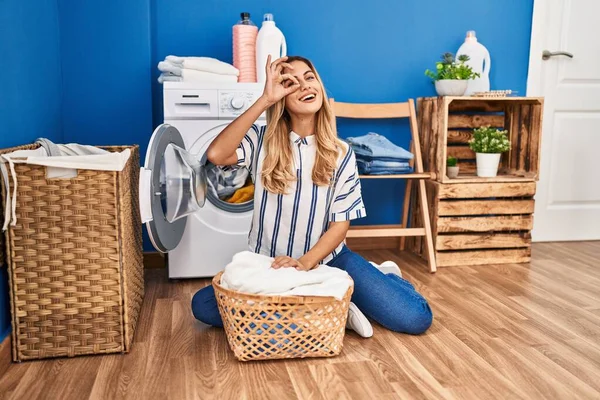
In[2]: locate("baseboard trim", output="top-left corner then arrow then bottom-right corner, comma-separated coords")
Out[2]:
144,252 -> 165,268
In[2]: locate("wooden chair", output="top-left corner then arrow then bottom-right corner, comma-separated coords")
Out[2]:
329,98 -> 437,273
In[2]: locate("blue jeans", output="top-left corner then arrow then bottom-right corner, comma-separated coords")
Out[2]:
345,133 -> 414,160
356,159 -> 414,175
191,246 -> 433,335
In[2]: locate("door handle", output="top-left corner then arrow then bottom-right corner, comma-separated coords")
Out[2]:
542,50 -> 574,60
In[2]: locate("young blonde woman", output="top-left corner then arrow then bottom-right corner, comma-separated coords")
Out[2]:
192,56 -> 432,336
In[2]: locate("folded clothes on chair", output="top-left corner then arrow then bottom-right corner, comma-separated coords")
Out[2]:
220,251 -> 352,300
345,133 -> 413,161
356,159 -> 413,175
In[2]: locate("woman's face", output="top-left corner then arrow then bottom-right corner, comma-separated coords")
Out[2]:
283,60 -> 323,116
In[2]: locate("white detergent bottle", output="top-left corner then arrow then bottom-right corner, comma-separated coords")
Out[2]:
456,30 -> 491,95
256,13 -> 287,83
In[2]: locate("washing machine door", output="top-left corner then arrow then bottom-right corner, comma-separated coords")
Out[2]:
140,124 -> 207,253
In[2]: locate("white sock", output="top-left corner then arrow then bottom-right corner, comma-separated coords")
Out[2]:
346,302 -> 373,338
370,261 -> 402,278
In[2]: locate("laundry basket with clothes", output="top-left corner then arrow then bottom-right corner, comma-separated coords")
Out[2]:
0,138 -> 144,362
212,251 -> 354,361
345,132 -> 414,175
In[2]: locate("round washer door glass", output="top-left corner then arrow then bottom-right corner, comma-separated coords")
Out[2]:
142,124 -> 207,253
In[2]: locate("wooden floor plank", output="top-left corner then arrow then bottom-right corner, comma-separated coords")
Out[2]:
0,241 -> 599,399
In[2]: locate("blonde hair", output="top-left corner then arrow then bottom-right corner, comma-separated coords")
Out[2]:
261,56 -> 345,194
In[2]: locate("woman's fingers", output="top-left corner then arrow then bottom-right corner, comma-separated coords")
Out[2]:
271,57 -> 293,79
270,56 -> 288,71
271,256 -> 301,269
279,74 -> 298,85
271,256 -> 286,268
280,74 -> 300,94
272,256 -> 291,268
274,62 -> 294,77
265,55 -> 273,80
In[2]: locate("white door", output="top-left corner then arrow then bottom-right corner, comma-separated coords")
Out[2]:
527,0 -> 600,241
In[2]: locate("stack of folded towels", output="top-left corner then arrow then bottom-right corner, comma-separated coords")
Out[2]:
157,55 -> 239,84
345,132 -> 414,175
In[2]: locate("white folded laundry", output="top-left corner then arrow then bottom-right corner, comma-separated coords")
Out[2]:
166,55 -> 239,76
158,61 -> 182,76
181,69 -> 238,83
220,251 -> 353,300
158,73 -> 182,84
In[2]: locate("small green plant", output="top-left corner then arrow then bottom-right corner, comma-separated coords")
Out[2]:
468,126 -> 511,154
447,156 -> 458,167
425,53 -> 481,81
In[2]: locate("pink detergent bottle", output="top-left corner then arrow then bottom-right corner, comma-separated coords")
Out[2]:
233,12 -> 258,82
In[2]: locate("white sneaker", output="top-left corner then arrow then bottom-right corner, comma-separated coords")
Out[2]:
370,261 -> 402,278
346,302 -> 373,338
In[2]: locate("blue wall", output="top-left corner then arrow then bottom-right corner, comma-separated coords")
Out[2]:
0,0 -> 64,341
58,0 -> 153,156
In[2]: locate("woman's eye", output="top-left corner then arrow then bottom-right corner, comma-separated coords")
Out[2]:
307,76 -> 315,81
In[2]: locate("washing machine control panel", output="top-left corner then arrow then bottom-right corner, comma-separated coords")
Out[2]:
219,91 -> 261,117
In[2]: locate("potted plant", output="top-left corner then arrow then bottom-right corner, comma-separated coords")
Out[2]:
425,53 -> 480,96
468,126 -> 511,177
447,156 -> 459,178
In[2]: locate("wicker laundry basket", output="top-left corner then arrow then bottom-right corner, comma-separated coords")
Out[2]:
0,143 -> 144,362
212,271 -> 353,362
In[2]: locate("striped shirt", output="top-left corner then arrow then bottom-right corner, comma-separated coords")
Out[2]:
235,123 -> 366,264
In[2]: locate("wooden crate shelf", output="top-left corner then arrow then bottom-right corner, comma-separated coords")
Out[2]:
407,180 -> 536,267
417,96 -> 544,184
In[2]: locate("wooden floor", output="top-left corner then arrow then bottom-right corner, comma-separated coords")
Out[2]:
1,241 -> 600,399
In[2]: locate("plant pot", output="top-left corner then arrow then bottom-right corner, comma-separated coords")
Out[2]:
447,165 -> 460,178
435,80 -> 468,96
476,153 -> 501,177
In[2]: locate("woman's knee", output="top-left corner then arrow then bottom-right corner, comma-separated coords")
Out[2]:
385,298 -> 433,335
191,285 -> 222,326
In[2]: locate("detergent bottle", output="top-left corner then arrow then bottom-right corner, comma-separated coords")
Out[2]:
456,30 -> 491,95
233,12 -> 258,82
256,13 -> 287,83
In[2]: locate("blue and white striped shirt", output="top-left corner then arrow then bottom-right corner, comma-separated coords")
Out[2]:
235,123 -> 366,264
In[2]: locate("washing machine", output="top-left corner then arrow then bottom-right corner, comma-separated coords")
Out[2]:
140,82 -> 265,279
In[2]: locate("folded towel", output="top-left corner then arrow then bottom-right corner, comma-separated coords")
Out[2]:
158,73 -> 182,84
220,251 -> 352,300
181,69 -> 238,83
158,61 -> 183,76
157,69 -> 239,84
165,55 -> 239,76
